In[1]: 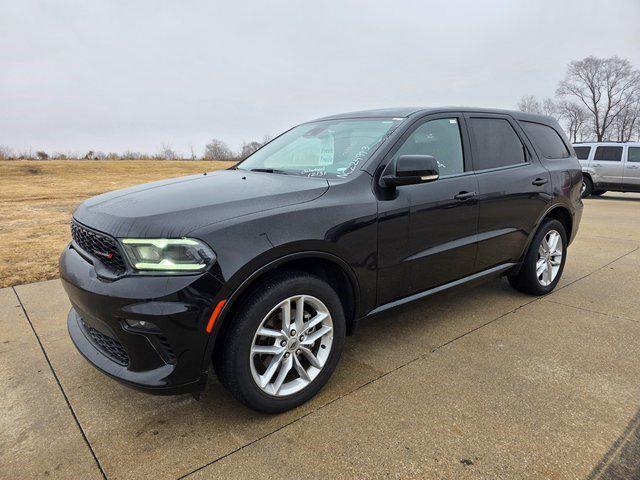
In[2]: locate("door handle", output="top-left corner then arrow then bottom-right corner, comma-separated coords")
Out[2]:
628,165 -> 639,170
454,191 -> 476,201
593,164 -> 602,167
532,178 -> 549,186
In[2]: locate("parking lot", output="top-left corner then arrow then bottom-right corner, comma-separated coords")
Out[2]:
1,193 -> 639,480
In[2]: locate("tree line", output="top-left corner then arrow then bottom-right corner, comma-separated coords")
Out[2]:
518,56 -> 640,143
0,136 -> 273,162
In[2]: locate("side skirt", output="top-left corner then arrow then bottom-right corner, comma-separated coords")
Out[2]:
363,263 -> 517,319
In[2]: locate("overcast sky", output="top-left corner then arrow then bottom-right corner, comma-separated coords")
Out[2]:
1,0 -> 639,156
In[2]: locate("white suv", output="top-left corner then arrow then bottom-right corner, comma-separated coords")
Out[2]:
574,142 -> 640,197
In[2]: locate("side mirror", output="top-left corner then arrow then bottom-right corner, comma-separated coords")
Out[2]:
381,155 -> 440,188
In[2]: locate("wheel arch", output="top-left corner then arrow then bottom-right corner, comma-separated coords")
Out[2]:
543,205 -> 573,241
206,251 -> 360,367
511,203 -> 574,276
582,171 -> 594,183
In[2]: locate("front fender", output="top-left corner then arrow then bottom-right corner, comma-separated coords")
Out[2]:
582,166 -> 600,184
198,246 -> 362,376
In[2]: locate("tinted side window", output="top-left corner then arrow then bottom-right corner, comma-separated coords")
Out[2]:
573,146 -> 591,160
393,118 -> 464,176
594,146 -> 623,161
521,121 -> 570,159
469,118 -> 526,170
628,147 -> 640,163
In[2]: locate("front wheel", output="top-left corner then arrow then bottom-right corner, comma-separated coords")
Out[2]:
215,272 -> 345,413
508,219 -> 567,295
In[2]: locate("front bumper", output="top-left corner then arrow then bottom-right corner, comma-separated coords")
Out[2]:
60,243 -> 223,394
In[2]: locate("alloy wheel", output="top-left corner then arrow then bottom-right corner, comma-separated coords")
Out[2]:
250,295 -> 334,396
536,229 -> 563,286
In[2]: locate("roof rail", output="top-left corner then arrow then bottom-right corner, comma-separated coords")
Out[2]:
572,140 -> 635,144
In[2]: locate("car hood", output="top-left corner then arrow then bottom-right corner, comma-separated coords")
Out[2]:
73,169 -> 329,238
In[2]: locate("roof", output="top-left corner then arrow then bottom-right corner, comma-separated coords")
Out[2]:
312,106 -> 559,125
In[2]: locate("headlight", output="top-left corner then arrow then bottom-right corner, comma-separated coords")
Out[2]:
120,238 -> 215,272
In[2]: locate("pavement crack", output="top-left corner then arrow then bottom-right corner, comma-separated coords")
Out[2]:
11,287 -> 108,480
545,299 -> 639,325
431,296 -> 540,353
433,245 -> 639,353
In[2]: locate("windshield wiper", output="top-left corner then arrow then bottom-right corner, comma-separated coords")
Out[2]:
248,168 -> 290,175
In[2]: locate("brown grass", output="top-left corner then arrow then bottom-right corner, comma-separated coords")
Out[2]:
0,160 -> 233,288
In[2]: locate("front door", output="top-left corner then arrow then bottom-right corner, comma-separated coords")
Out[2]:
623,146 -> 640,191
376,114 -> 479,305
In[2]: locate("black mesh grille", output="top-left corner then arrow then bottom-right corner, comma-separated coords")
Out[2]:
82,321 -> 130,366
71,220 -> 126,273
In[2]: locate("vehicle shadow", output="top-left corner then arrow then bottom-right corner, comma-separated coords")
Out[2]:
587,406 -> 640,479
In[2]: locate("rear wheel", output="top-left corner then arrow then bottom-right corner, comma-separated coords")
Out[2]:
215,272 -> 345,413
508,219 -> 567,295
581,175 -> 593,198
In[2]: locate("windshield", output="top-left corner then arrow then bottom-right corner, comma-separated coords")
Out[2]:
237,118 -> 404,178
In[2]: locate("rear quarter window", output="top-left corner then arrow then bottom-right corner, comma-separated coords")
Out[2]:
573,146 -> 591,160
521,121 -> 570,159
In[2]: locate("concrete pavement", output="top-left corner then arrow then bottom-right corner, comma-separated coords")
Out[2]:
1,193 -> 639,479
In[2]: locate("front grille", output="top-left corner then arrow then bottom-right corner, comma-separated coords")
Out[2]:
82,321 -> 130,366
71,220 -> 126,274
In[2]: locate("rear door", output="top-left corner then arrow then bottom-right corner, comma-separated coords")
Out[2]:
465,113 -> 552,271
623,146 -> 640,191
592,145 -> 624,189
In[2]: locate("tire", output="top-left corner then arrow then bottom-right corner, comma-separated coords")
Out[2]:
508,219 -> 567,296
215,272 -> 346,413
581,175 -> 593,198
591,190 -> 606,196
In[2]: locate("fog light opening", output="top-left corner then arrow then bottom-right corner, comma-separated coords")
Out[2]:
123,319 -> 161,334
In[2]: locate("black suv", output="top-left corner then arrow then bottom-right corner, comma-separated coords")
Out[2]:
60,107 -> 583,412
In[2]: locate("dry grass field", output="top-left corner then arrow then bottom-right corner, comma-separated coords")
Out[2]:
0,160 -> 233,288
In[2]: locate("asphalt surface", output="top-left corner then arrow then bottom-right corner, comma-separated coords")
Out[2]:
1,193 -> 640,479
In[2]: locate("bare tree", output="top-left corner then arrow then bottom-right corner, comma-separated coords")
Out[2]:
204,139 -> 233,161
542,98 -> 557,116
556,101 -> 589,142
0,145 -> 13,160
518,96 -> 556,116
240,140 -> 263,158
611,98 -> 640,142
156,144 -> 178,160
557,56 -> 640,141
518,95 -> 542,113
36,151 -> 49,160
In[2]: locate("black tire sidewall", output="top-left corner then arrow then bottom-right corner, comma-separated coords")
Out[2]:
581,175 -> 593,198
220,273 -> 346,413
517,219 -> 568,295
